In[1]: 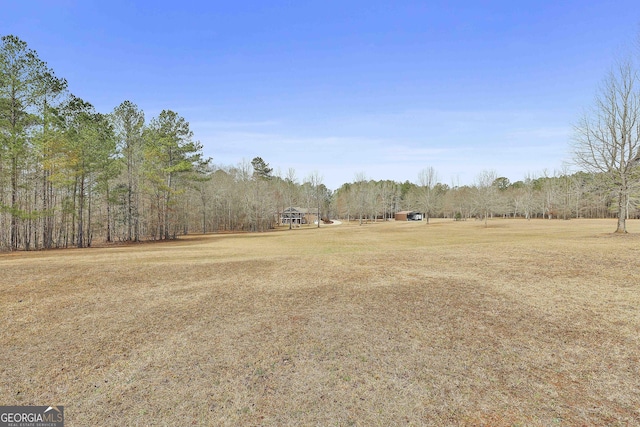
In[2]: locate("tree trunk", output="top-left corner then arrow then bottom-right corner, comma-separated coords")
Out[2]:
10,156 -> 18,250
87,182 -> 92,247
77,176 -> 85,248
106,184 -> 112,242
615,189 -> 627,233
127,181 -> 133,241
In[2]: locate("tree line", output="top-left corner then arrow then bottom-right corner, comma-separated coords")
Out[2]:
331,168 -> 633,224
0,35 -> 209,250
2,34 -> 639,250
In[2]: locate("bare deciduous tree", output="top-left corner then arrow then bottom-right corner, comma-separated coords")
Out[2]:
283,167 -> 299,229
573,58 -> 640,233
353,172 -> 369,225
416,167 -> 439,224
474,170 -> 498,227
306,171 -> 324,228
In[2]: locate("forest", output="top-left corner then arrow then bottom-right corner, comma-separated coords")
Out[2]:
0,35 -> 636,251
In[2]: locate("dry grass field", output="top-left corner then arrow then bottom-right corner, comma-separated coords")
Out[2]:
1,218 -> 640,426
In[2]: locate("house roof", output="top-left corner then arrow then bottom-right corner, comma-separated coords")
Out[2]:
282,207 -> 319,214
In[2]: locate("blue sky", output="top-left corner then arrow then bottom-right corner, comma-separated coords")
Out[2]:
3,1 -> 639,189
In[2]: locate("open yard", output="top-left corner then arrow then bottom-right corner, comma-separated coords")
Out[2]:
1,219 -> 640,426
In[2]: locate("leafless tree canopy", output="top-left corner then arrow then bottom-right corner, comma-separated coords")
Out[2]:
573,59 -> 640,232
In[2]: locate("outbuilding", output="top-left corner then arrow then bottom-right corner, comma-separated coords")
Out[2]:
394,211 -> 423,221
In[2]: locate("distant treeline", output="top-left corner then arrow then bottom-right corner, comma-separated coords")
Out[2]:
332,170 -> 626,224
0,35 -> 630,250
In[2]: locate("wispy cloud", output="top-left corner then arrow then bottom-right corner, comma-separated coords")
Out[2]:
191,108 -> 573,189
505,126 -> 571,140
191,120 -> 281,129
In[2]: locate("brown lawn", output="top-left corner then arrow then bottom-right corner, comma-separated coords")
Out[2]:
1,219 -> 640,426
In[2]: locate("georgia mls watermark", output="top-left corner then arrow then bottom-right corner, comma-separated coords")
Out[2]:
0,406 -> 64,427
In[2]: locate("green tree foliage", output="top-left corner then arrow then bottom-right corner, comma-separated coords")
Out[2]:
251,156 -> 273,180
58,96 -> 117,247
111,100 -> 145,241
33,70 -> 68,248
493,177 -> 511,191
0,35 -> 48,249
144,110 -> 208,239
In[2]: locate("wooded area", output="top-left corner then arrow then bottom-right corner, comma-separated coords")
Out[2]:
1,34 -> 639,250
